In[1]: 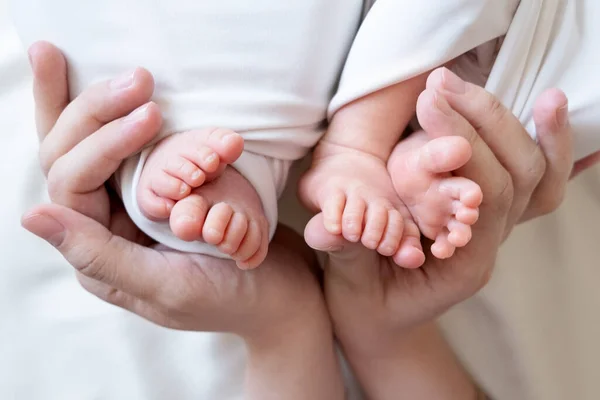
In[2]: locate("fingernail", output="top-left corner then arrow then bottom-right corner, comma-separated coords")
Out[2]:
109,70 -> 136,90
556,103 -> 569,128
434,92 -> 454,116
441,68 -> 466,94
124,103 -> 150,123
22,213 -> 65,247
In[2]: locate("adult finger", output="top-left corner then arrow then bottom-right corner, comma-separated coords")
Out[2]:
47,102 -> 161,224
427,68 -> 544,227
21,204 -> 173,303
39,67 -> 155,175
29,41 -> 69,139
571,151 -> 600,179
521,89 -> 572,222
48,102 -> 162,196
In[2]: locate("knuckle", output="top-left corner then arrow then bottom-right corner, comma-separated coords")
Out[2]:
489,172 -> 514,213
46,163 -> 67,200
524,148 -> 547,186
38,144 -> 54,176
76,235 -> 116,283
536,187 -> 566,216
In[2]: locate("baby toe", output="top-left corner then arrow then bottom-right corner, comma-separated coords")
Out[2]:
137,188 -> 174,220
206,128 -> 244,164
169,194 -> 210,241
453,201 -> 480,225
164,156 -> 206,188
217,212 -> 249,255
202,202 -> 234,245
151,170 -> 190,201
322,190 -> 346,235
232,220 -> 263,267
361,203 -> 389,250
430,231 -> 456,260
377,209 -> 404,256
447,219 -> 472,248
342,195 -> 366,243
391,219 -> 425,268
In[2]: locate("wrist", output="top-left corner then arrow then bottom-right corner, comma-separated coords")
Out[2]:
244,304 -> 345,400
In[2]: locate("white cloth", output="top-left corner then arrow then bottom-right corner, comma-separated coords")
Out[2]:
333,0 -> 600,162
11,0 -> 363,256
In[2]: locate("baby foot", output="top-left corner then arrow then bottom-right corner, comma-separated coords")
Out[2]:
169,167 -> 270,269
388,131 -> 482,259
137,127 -> 244,220
299,143 -> 426,269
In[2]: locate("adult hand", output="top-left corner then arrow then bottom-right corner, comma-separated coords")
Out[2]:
21,41 -> 319,338
22,41 -> 344,399
301,67 -> 576,399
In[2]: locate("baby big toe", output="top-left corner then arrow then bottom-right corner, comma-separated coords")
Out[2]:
169,194 -> 210,241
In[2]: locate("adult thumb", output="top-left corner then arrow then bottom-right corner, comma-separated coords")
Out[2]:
21,203 -> 164,301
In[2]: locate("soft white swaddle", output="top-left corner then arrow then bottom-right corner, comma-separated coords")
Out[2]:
333,0 -> 600,162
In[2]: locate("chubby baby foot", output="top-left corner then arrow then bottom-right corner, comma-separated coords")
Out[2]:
137,127 -> 244,220
388,132 -> 482,259
169,167 -> 270,269
299,143 -> 426,268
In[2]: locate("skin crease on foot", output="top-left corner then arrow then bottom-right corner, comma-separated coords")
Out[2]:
137,127 -> 270,269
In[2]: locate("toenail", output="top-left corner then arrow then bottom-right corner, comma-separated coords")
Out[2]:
205,153 -> 217,164
109,70 -> 136,90
176,215 -> 196,224
221,132 -> 237,144
191,170 -> 201,180
179,183 -> 188,194
206,228 -> 220,238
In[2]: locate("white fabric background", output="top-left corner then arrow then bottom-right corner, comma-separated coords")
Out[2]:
2,0 -> 600,398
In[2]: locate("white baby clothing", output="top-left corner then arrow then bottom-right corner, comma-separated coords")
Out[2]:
334,0 -> 600,162
11,0 -> 364,256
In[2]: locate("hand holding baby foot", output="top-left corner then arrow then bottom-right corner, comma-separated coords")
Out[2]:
299,142 -> 425,268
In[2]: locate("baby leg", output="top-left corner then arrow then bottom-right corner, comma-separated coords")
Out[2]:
388,131 -> 482,259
